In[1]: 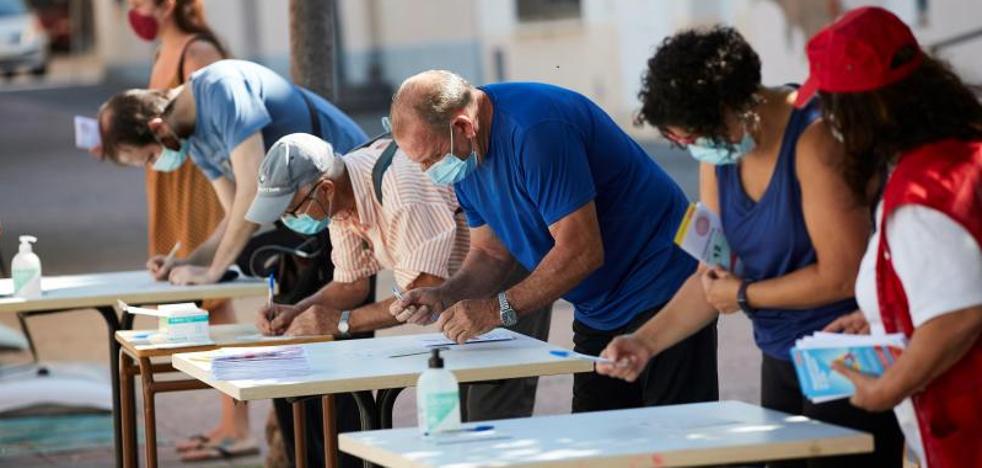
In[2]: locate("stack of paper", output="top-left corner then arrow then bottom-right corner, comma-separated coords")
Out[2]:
211,345 -> 311,381
791,332 -> 906,402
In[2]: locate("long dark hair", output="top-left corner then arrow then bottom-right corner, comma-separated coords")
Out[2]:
820,47 -> 982,204
157,0 -> 228,57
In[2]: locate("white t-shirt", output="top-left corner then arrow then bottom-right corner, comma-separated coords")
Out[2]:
855,203 -> 982,467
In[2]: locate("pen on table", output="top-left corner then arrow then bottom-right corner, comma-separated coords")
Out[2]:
549,349 -> 626,366
425,425 -> 494,436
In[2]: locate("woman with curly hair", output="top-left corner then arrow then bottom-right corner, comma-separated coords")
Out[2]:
597,25 -> 903,466
796,7 -> 981,468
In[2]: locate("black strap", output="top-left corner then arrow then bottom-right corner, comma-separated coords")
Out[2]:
297,87 -> 322,138
371,138 -> 399,204
176,34 -> 219,84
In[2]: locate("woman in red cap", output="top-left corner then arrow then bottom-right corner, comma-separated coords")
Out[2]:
799,7 -> 982,468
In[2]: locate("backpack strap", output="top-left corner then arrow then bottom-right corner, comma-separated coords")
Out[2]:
371,138 -> 399,205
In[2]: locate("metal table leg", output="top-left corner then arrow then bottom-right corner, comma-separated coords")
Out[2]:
96,306 -> 127,468
376,387 -> 406,430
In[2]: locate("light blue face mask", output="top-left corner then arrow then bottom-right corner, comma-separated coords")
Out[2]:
282,213 -> 330,235
152,139 -> 190,172
426,125 -> 478,186
281,186 -> 332,235
687,132 -> 755,165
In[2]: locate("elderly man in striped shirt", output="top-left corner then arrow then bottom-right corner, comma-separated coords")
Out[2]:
245,133 -> 551,462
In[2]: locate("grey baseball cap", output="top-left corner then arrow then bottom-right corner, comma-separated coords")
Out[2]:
246,133 -> 342,224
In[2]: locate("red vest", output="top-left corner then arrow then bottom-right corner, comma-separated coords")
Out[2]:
876,138 -> 982,468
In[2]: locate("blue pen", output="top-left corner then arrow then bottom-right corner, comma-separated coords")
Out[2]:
391,286 -> 404,301
425,425 -> 494,436
550,349 -> 617,365
267,274 -> 275,308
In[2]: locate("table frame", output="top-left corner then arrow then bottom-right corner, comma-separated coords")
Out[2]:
1,271 -> 265,468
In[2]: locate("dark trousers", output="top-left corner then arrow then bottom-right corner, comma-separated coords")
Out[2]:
761,353 -> 904,467
571,306 -> 719,412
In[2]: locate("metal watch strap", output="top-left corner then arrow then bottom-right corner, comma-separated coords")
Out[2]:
497,292 -> 518,327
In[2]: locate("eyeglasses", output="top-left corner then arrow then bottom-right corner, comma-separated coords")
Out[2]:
284,180 -> 326,218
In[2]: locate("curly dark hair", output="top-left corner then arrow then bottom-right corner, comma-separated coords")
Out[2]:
820,46 -> 982,204
636,25 -> 761,147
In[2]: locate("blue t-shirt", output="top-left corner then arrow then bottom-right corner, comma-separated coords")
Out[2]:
717,96 -> 856,360
454,82 -> 695,331
187,60 -> 367,180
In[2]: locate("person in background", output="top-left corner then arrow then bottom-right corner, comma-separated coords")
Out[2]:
388,70 -> 717,413
796,7 -> 981,467
97,59 -> 368,463
122,0 -> 248,461
597,25 -> 903,467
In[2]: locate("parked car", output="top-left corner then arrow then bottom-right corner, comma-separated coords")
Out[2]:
0,0 -> 49,77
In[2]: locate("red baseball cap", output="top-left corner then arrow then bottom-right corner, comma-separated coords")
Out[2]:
795,6 -> 923,108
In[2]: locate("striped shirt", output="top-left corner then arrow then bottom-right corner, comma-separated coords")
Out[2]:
329,138 -> 469,289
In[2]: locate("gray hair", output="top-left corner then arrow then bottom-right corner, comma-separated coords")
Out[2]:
391,70 -> 474,133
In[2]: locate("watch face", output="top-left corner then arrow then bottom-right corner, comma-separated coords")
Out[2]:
501,309 -> 518,327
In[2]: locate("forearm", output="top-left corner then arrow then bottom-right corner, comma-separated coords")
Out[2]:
637,271 -> 720,355
185,218 -> 227,266
746,264 -> 855,310
874,307 -> 982,406
207,216 -> 259,277
439,248 -> 516,303
349,297 -> 401,333
299,279 -> 371,311
507,242 -> 599,316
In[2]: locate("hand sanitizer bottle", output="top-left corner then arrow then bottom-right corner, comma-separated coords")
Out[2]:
417,348 -> 461,436
12,235 -> 42,299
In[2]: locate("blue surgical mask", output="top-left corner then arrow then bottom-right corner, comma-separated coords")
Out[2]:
281,187 -> 333,235
688,132 -> 755,165
152,139 -> 190,172
426,125 -> 478,186
282,213 -> 330,235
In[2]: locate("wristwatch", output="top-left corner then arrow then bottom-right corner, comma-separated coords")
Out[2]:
737,280 -> 755,314
337,310 -> 352,338
497,292 -> 518,327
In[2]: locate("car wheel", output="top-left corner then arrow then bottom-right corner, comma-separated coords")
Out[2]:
31,63 -> 48,77
3,70 -> 16,79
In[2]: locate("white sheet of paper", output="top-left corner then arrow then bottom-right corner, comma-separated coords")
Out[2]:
417,329 -> 516,348
74,115 -> 101,150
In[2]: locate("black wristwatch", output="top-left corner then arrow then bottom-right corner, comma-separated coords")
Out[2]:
737,279 -> 755,314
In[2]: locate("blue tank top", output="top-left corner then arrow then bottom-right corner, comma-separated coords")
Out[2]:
717,97 -> 857,360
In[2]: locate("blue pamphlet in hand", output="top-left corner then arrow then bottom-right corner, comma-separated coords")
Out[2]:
791,332 -> 906,403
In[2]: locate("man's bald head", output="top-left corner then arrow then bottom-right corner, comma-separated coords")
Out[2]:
390,70 -> 474,140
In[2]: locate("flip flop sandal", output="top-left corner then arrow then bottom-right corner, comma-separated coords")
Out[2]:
179,436 -> 260,463
174,433 -> 210,452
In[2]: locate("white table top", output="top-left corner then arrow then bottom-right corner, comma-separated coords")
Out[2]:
0,270 -> 265,314
115,324 -> 332,357
339,400 -> 873,468
172,329 -> 593,400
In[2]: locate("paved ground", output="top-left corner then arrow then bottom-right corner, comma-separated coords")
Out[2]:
0,81 -> 760,467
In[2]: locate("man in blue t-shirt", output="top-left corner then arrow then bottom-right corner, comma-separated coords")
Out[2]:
98,59 -> 367,285
388,70 -> 718,412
